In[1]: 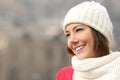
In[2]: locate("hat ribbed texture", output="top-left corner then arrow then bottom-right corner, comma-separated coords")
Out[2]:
63,1 -> 114,49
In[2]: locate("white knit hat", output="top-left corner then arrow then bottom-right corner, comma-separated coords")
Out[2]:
63,1 -> 115,50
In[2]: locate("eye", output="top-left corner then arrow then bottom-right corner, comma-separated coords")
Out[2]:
65,33 -> 70,37
76,28 -> 83,32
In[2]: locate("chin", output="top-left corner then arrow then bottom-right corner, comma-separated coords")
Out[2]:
77,56 -> 86,60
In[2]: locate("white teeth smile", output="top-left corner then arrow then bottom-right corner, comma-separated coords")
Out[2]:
76,46 -> 84,51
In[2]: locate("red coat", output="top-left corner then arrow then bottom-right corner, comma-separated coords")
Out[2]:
56,66 -> 74,80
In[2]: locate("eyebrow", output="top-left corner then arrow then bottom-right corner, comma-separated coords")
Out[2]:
65,24 -> 82,33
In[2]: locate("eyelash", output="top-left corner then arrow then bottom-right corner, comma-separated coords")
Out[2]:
65,28 -> 84,37
65,34 -> 70,37
76,28 -> 83,32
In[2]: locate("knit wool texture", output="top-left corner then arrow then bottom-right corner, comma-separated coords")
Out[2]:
63,1 -> 114,49
72,52 -> 120,80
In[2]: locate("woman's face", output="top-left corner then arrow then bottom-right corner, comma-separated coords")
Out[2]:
65,23 -> 98,60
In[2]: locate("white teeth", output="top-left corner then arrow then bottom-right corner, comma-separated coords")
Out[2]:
76,46 -> 84,51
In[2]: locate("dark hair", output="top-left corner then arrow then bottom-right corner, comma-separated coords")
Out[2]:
67,27 -> 109,57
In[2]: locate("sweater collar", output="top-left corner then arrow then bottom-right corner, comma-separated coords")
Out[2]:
71,52 -> 120,79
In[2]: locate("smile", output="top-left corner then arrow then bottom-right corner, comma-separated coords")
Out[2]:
75,45 -> 85,52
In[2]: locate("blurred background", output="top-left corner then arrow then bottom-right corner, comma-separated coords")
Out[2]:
0,0 -> 120,80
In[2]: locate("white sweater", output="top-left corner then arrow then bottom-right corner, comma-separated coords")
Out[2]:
71,51 -> 120,80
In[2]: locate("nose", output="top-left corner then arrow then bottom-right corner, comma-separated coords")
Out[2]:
69,35 -> 79,45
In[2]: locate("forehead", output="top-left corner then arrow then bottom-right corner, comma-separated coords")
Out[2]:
65,23 -> 89,31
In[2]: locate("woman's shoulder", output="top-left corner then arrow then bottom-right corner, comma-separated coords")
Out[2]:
56,66 -> 74,80
59,66 -> 73,72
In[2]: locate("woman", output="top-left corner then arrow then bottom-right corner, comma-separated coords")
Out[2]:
56,1 -> 120,80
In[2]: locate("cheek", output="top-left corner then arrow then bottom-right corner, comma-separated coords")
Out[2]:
80,32 -> 94,47
67,40 -> 71,48
77,33 -> 88,41
86,33 -> 94,49
82,31 -> 93,41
